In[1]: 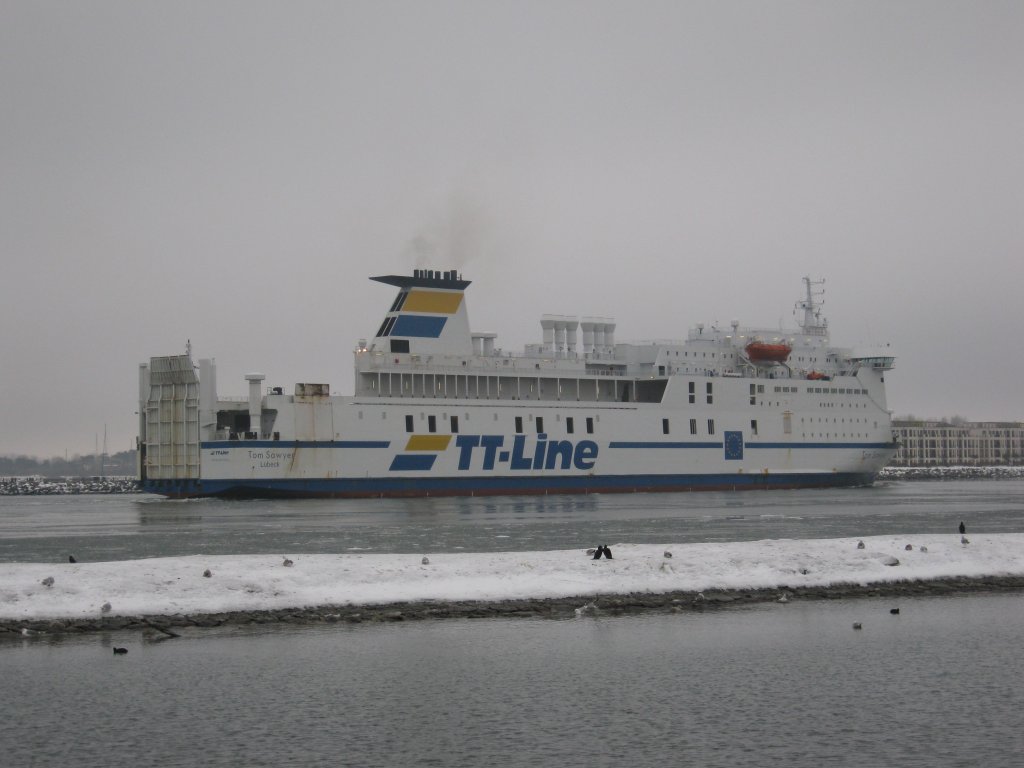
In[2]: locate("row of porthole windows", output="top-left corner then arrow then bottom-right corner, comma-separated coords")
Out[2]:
802,416 -> 873,425
354,408 -> 886,440
400,412 -> 601,436
663,418 -> 722,436
379,411 -> 729,438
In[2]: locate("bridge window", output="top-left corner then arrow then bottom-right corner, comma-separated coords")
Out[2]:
536,417 -> 544,433
566,417 -> 575,434
405,415 -> 414,433
663,418 -> 670,435
586,417 -> 594,434
690,418 -> 697,435
428,415 -> 436,433
515,416 -> 523,434
450,415 -> 459,433
707,419 -> 715,435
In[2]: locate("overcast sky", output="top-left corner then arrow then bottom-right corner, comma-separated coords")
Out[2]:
2,1 -> 1022,458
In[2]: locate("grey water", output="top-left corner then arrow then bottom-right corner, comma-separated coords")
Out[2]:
2,479 -> 1023,563
2,481 -> 1023,766
2,596 -> 1023,767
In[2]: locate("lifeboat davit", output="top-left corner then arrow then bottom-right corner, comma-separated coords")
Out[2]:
745,341 -> 791,364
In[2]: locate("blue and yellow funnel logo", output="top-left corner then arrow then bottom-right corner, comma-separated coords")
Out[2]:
389,434 -> 452,471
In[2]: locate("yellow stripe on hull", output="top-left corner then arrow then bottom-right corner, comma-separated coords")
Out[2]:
405,435 -> 453,451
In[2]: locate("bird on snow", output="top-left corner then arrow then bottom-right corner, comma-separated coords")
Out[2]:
961,536 -> 970,545
852,622 -> 863,630
905,544 -> 913,551
777,593 -> 789,604
586,548 -> 597,556
693,592 -> 706,604
41,576 -> 54,588
890,608 -> 900,615
68,555 -> 77,563
663,551 -> 673,559
282,557 -> 294,567
421,556 -> 430,565
112,647 -> 128,655
856,540 -> 865,550
920,545 -> 929,553
203,569 -> 212,578
100,602 -> 112,613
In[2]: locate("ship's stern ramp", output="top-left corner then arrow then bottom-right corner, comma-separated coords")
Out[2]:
140,355 -> 200,482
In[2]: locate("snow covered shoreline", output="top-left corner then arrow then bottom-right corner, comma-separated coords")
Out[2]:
3,535 -> 1023,635
2,466 -> 1023,495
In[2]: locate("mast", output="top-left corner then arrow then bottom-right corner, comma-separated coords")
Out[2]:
795,277 -> 828,336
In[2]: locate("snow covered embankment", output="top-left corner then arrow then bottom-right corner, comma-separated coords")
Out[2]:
3,534 -> 1023,622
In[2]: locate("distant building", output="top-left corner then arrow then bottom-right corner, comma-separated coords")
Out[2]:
891,420 -> 1024,466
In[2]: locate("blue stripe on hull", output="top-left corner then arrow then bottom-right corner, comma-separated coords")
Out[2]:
389,454 -> 438,471
142,471 -> 880,499
607,441 -> 894,450
200,440 -> 390,449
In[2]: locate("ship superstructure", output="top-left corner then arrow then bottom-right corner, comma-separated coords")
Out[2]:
139,271 -> 896,497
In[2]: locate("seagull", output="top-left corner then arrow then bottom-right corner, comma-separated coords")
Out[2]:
920,545 -> 929,553
421,556 -> 430,565
586,548 -> 597,556
282,558 -> 294,567
203,569 -> 212,577
101,602 -> 112,613
777,593 -> 789,603
961,536 -> 970,545
41,576 -> 54,588
904,544 -> 913,551
574,601 -> 598,617
663,551 -> 673,559
856,540 -> 865,550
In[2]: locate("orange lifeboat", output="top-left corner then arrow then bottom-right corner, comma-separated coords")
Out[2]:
745,341 -> 791,364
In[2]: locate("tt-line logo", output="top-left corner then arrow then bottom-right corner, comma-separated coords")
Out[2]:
453,434 -> 598,471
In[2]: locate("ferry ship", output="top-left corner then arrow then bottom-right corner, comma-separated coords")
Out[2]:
138,271 -> 897,498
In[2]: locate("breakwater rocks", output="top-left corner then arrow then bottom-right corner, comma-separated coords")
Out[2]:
879,466 -> 1024,481
5,575 -> 1024,639
0,477 -> 140,495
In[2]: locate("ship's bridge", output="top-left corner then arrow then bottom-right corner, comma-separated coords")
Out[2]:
847,346 -> 897,371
